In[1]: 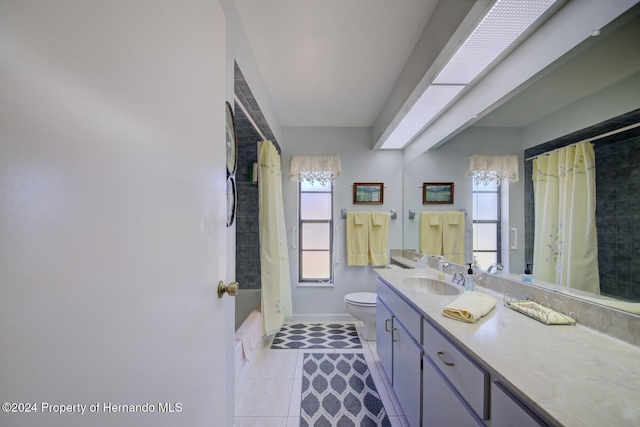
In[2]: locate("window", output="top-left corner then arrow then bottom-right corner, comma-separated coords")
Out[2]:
472,180 -> 501,268
299,180 -> 333,283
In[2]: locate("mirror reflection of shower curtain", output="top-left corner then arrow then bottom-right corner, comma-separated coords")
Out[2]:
258,140 -> 293,335
532,141 -> 599,293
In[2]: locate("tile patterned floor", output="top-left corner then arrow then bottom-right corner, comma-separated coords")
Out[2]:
235,321 -> 409,427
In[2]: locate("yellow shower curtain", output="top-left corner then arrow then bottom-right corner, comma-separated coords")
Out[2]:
532,141 -> 599,293
258,140 -> 293,335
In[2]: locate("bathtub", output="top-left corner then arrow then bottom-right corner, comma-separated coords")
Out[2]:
234,289 -> 264,404
235,288 -> 261,330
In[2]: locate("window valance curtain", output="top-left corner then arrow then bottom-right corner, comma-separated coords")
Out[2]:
290,154 -> 342,185
467,154 -> 519,186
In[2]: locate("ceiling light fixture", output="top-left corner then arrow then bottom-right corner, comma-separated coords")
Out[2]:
379,85 -> 465,149
379,0 -> 557,149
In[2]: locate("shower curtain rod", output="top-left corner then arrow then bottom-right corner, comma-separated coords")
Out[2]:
525,121 -> 640,161
234,94 -> 267,142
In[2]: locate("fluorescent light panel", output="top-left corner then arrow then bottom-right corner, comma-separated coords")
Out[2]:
380,0 -> 557,149
380,85 -> 464,149
434,0 -> 557,84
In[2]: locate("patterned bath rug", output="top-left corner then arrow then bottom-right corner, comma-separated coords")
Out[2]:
300,353 -> 391,427
271,323 -> 362,350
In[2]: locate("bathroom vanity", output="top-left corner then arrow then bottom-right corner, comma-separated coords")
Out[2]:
374,266 -> 640,427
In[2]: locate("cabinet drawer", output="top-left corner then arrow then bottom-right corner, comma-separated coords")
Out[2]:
376,278 -> 422,342
423,319 -> 489,420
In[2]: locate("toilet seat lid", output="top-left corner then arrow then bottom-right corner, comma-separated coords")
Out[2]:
344,292 -> 376,306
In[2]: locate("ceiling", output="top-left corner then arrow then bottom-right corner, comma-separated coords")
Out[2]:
235,0 -> 439,127
235,0 -> 640,148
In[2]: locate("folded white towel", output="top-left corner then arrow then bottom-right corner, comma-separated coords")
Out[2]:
443,291 -> 497,323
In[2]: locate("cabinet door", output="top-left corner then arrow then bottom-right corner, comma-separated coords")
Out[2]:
393,321 -> 422,427
491,382 -> 548,427
423,355 -> 484,427
377,278 -> 422,341
376,298 -> 393,380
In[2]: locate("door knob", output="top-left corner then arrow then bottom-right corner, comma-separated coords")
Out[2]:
218,281 -> 239,298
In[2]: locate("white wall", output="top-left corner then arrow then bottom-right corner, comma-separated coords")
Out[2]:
403,127 -> 525,273
1,2 -> 229,426
281,127 -> 404,315
524,71 -> 640,149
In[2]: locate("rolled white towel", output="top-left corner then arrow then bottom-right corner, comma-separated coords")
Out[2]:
443,291 -> 497,323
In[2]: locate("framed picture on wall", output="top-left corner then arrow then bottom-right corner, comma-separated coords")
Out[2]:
225,101 -> 238,176
423,182 -> 454,204
353,182 -> 384,204
226,175 -> 237,227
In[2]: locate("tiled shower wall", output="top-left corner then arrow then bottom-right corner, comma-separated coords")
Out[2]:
524,108 -> 640,300
234,63 -> 279,290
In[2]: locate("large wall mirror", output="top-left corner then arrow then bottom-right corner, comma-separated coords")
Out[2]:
402,6 -> 640,314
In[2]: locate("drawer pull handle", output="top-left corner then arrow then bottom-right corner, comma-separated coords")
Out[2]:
391,328 -> 398,342
437,351 -> 454,366
385,319 -> 391,332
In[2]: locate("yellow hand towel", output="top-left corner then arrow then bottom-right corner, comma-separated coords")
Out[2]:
443,291 -> 497,323
428,212 -> 440,225
447,212 -> 459,224
420,212 -> 442,256
347,212 -> 369,266
353,212 -> 367,225
442,211 -> 465,265
371,211 -> 386,226
369,211 -> 389,266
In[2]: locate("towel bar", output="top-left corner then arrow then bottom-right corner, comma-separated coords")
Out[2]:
341,209 -> 397,220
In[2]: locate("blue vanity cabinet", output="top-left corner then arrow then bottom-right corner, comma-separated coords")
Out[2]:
375,272 -> 563,427
376,278 -> 423,427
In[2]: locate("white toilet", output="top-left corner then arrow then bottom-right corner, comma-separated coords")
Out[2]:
344,292 -> 377,341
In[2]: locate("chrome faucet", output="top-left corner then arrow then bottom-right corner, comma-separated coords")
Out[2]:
451,271 -> 464,286
487,263 -> 503,274
442,262 -> 464,285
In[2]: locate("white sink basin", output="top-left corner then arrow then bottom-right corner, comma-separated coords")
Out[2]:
402,277 -> 462,296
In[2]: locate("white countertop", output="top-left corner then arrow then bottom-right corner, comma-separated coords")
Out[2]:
375,267 -> 640,427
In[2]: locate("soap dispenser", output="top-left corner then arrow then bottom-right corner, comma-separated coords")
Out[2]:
521,263 -> 533,283
464,263 -> 475,291
471,256 -> 482,274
